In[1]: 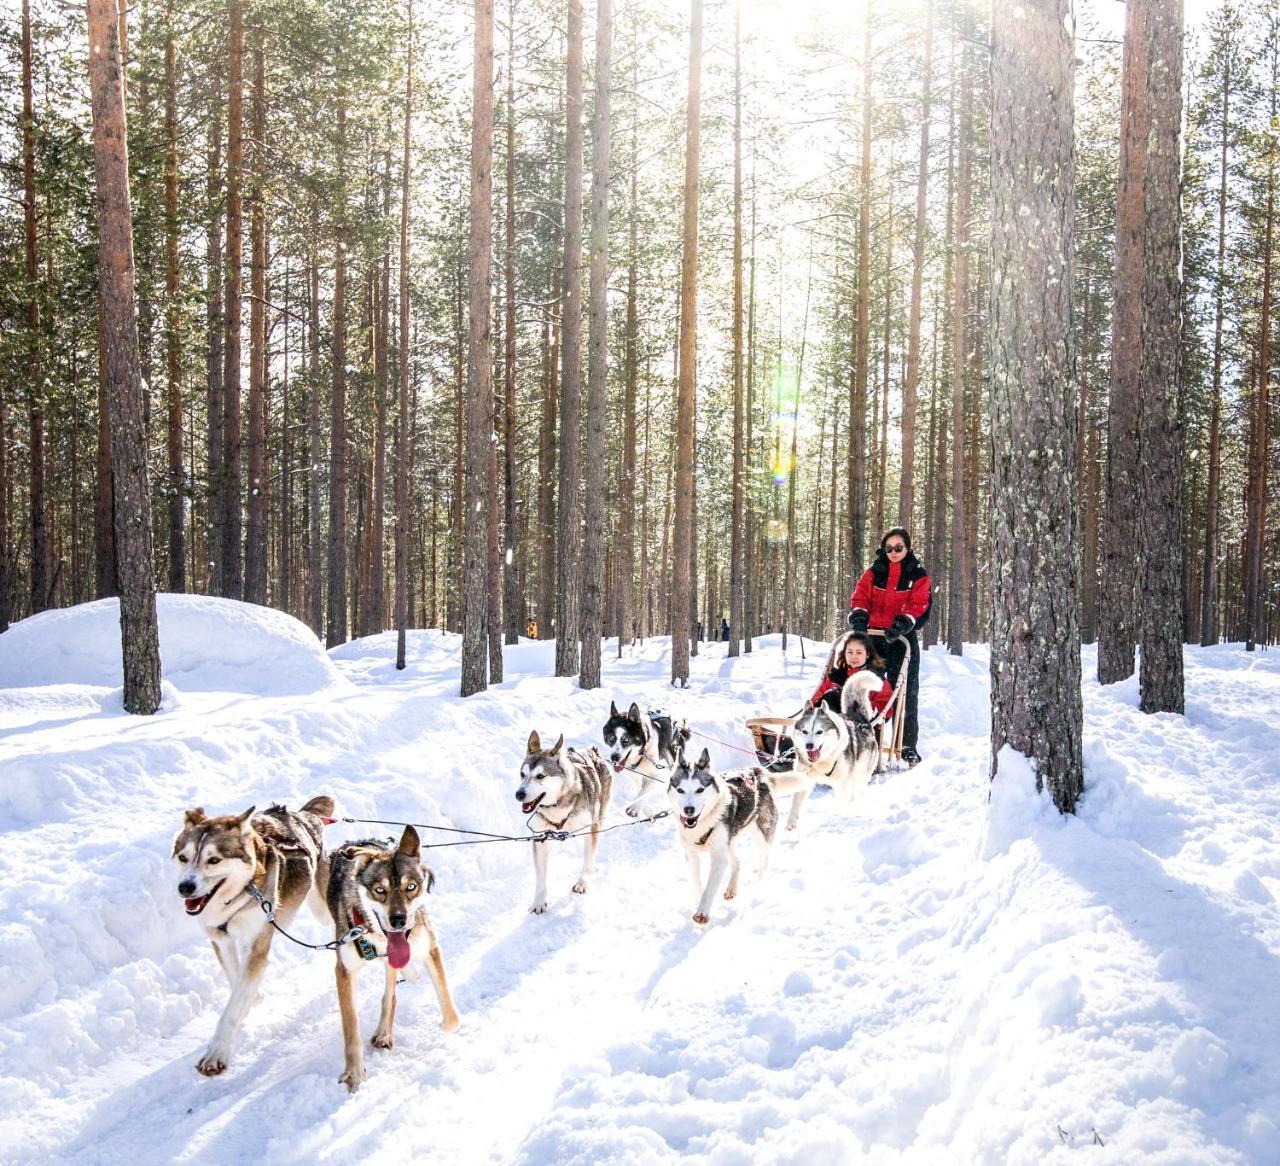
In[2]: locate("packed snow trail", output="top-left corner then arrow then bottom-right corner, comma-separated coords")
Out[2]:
1,598 -> 1279,1164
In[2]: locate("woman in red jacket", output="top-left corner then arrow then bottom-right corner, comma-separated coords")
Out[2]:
810,632 -> 893,720
848,526 -> 931,765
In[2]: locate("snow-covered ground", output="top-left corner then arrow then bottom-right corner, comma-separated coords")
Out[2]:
1,597 -> 1278,1165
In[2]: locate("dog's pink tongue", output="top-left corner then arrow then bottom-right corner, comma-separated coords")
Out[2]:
385,930 -> 411,969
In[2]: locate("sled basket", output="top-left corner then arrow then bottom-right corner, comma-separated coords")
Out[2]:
745,715 -> 799,773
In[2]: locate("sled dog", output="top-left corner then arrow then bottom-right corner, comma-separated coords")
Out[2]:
667,746 -> 778,925
782,672 -> 882,830
326,826 -> 459,1092
172,796 -> 333,1076
516,731 -> 613,914
602,701 -> 690,815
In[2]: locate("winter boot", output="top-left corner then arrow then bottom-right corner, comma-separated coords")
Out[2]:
901,746 -> 922,767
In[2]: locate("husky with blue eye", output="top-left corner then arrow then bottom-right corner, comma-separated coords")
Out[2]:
667,747 -> 777,925
515,731 -> 613,914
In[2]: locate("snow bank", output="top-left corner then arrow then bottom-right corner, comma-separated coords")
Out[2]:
0,595 -> 343,695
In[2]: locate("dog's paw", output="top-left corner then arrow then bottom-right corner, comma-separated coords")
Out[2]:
786,821 -> 798,832
529,900 -> 548,915
625,804 -> 641,819
692,912 -> 710,925
339,1065 -> 367,1093
371,1030 -> 394,1050
196,1050 -> 228,1077
723,888 -> 737,900
440,1010 -> 460,1033
571,880 -> 588,894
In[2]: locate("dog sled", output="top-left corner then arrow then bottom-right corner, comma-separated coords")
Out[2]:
745,632 -> 910,774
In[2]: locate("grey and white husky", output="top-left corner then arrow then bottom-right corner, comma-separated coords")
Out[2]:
784,671 -> 882,830
171,796 -> 333,1076
515,731 -> 614,914
667,747 -> 778,925
326,826 -> 460,1093
602,700 -> 690,816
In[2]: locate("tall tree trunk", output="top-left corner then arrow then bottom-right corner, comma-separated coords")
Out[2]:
163,0 -> 184,593
396,1 -> 413,670
1098,0 -> 1147,683
989,0 -> 1082,811
948,9 -> 972,656
744,173 -> 757,652
221,0 -> 244,600
729,0 -> 744,657
244,29 -> 268,604
461,0 -> 495,696
1138,0 -> 1185,708
848,11 -> 872,576
205,106 -> 223,598
327,105 -> 349,648
619,82 -> 639,655
24,0 -> 48,615
87,0 -> 161,714
306,242 -> 323,636
502,0 -> 520,646
580,0 -> 612,689
671,0 -> 702,685
371,164 -> 391,635
556,0 -> 585,676
538,269 -> 560,637
900,0 -> 932,532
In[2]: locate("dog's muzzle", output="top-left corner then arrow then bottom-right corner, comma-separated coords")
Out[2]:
680,812 -> 700,830
518,791 -> 544,815
182,879 -> 224,916
805,745 -> 822,763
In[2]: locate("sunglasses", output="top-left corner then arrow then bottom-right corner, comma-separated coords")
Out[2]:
884,544 -> 907,553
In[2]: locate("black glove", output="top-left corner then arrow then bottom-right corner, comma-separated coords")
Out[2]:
847,609 -> 868,633
885,614 -> 913,643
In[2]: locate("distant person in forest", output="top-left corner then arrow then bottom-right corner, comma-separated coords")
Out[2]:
809,631 -> 893,720
721,616 -> 730,642
526,617 -> 538,639
847,527 -> 931,766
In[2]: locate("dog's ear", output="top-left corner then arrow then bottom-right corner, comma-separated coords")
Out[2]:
397,824 -> 420,858
609,700 -> 619,717
423,867 -> 435,894
183,807 -> 206,827
234,805 -> 256,830
527,729 -> 541,754
628,702 -> 642,724
697,748 -> 711,770
551,733 -> 565,755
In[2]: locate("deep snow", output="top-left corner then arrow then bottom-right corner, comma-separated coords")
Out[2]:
1,597 -> 1278,1165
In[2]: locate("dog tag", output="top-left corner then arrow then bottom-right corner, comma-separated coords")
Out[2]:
354,936 -> 379,961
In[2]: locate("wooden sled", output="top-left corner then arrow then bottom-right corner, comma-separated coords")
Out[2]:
745,714 -> 800,773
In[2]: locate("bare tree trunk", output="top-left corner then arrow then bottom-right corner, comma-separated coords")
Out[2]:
396,2 -> 413,670
373,169 -> 391,635
461,0 -> 495,696
306,242 -> 323,635
848,11 -> 872,576
580,0 -> 612,689
556,0 -> 585,676
618,85 -> 639,656
1098,0 -> 1147,684
538,269 -> 560,637
744,173 -> 757,652
327,105 -> 349,648
502,0 -> 520,646
244,30 -> 268,604
205,107 -> 223,599
989,0 -> 1082,811
948,8 -> 972,657
671,0 -> 702,686
221,0 -> 244,600
163,0 -> 184,593
87,0 -> 161,714
729,0 -> 744,657
1138,0 -> 1185,708
900,0 -> 931,532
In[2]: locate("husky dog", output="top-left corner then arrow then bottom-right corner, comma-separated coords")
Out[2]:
667,747 -> 777,925
602,701 -> 690,816
783,672 -> 882,830
326,826 -> 459,1092
516,731 -> 613,914
172,796 -> 333,1076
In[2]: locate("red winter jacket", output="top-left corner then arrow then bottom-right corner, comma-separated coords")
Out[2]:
811,666 -> 893,719
850,552 -> 932,632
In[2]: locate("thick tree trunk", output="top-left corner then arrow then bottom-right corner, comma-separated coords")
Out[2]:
580,0 -> 612,689
671,0 -> 702,686
244,31 -> 268,604
87,0 -> 161,714
221,0 -> 244,600
163,0 -> 184,593
556,0 -> 585,677
326,106 -> 349,648
989,0 -> 1082,811
461,0 -> 495,696
1098,0 -> 1147,684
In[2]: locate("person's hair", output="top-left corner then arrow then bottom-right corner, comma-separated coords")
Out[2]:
839,632 -> 885,673
880,526 -> 911,552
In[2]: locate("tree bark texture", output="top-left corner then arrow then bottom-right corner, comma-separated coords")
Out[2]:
326,105 -> 348,648
989,0 -> 1083,812
221,0 -> 244,600
396,2 -> 413,670
729,0 -> 744,658
244,31 -> 268,605
163,0 -> 185,593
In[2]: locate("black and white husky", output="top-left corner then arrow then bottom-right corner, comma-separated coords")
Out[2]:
515,731 -> 614,914
784,672 -> 882,830
667,747 -> 778,925
602,701 -> 690,817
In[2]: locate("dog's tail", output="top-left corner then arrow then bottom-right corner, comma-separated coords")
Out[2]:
302,795 -> 337,825
840,673 -> 879,724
